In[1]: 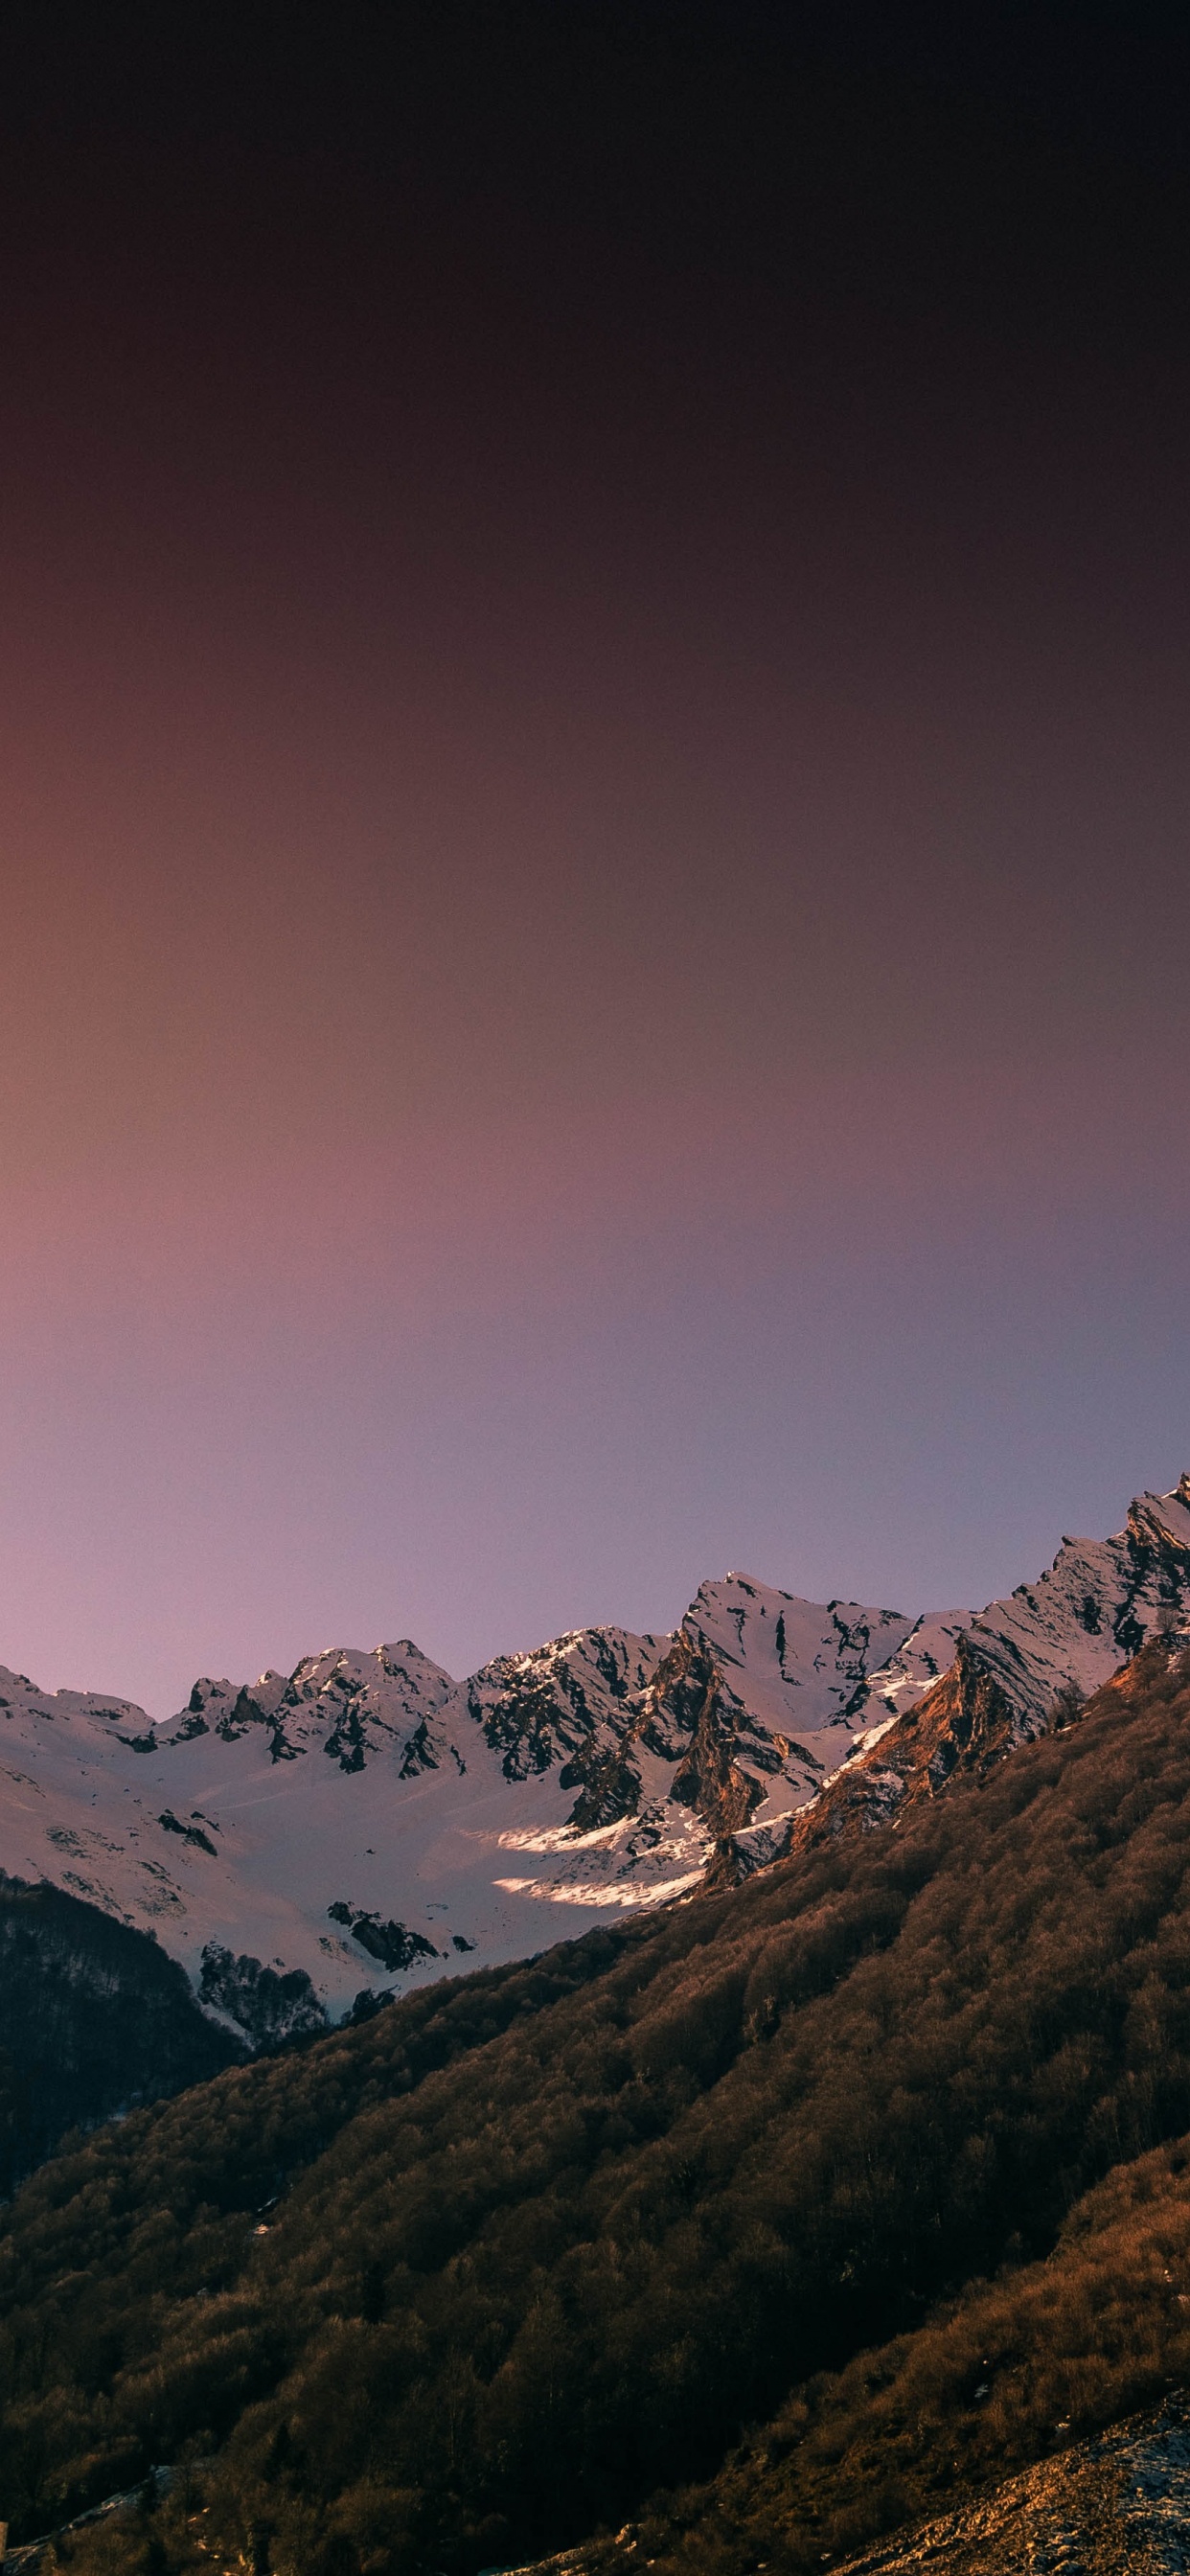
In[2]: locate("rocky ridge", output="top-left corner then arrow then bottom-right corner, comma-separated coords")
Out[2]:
777,1475 -> 1190,1868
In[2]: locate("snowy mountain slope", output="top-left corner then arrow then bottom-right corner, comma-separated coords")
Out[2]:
0,1477 -> 1186,2045
0,1657 -> 600,2027
858,1609 -> 975,1727
680,1576 -> 918,1749
962,1475 -> 1190,1721
0,1586 -> 927,2029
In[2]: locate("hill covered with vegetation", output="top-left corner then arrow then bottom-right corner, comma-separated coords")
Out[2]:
5,1644 -> 1190,2576
0,1875 -> 241,2197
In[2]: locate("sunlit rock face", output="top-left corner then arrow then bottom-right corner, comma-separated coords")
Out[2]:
0,1481 -> 1185,2040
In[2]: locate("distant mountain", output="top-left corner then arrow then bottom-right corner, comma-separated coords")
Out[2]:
0,1478 -> 1185,2059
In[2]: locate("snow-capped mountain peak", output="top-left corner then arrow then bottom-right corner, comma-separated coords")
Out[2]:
680,1572 -> 918,1745
161,1640 -> 457,1772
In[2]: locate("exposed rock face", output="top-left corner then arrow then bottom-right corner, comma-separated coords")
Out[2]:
464,1625 -> 664,1804
170,1641 -> 456,1771
325,1902 -> 439,1972
662,1631 -> 761,1874
197,1943 -> 327,2046
780,1633 -> 1043,1863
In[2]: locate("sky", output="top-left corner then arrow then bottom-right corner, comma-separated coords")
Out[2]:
0,2 -> 1188,1712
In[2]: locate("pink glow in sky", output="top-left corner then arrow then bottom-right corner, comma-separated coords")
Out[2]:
0,10 -> 1187,1709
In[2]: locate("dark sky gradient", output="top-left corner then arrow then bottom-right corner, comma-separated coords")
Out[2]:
1,4 -> 1188,1707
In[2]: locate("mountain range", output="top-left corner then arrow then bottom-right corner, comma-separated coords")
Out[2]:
1,1476 -> 1188,2058
6,1617 -> 1190,2576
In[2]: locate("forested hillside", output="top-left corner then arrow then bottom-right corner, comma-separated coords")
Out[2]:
0,1876 -> 241,2195
629,2122 -> 1190,2573
5,1644 -> 1190,2576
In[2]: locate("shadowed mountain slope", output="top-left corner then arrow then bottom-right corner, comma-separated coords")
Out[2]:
0,1875 -> 242,2196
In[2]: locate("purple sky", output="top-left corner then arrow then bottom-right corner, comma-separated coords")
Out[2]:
0,6 -> 1188,1711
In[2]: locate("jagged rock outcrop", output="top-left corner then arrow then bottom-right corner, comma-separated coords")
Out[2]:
170,1641 -> 456,1770
325,1901 -> 439,1972
465,1625 -> 664,1808
197,1942 -> 327,2046
779,1633 -> 1044,1863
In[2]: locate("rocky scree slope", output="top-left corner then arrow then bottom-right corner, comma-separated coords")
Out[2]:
511,2398 -> 1190,2576
0,1483 -> 1184,2055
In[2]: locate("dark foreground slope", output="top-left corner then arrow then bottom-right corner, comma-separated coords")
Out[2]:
494,2387 -> 1190,2576
0,1874 -> 243,2194
4,1645 -> 1190,2576
625,2125 -> 1190,2573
